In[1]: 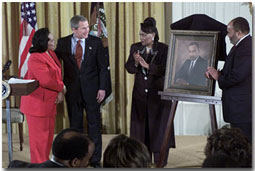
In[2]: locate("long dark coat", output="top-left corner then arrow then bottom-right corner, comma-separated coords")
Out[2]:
125,42 -> 175,152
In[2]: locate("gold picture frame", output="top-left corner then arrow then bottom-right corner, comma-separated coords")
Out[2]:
164,30 -> 219,96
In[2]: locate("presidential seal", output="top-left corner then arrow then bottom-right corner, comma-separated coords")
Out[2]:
2,80 -> 11,100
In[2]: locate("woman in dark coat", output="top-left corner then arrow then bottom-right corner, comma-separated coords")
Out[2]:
125,17 -> 175,167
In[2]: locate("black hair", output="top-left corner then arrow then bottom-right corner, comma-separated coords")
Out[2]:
52,128 -> 90,160
103,134 -> 152,168
231,17 -> 250,34
140,17 -> 159,42
189,42 -> 200,50
204,125 -> 251,167
29,27 -> 50,53
202,153 -> 239,168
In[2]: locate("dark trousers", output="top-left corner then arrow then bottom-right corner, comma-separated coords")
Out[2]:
66,97 -> 102,164
231,122 -> 252,144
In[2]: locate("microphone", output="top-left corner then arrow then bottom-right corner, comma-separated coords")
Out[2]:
2,60 -> 12,74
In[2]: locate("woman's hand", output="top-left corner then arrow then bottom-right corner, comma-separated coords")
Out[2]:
62,85 -> 67,95
138,56 -> 149,69
55,92 -> 64,104
133,51 -> 140,67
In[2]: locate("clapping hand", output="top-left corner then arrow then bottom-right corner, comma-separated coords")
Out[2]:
133,51 -> 140,66
133,51 -> 149,69
138,57 -> 149,69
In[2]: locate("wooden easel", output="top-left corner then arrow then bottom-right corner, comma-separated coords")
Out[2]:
156,91 -> 222,168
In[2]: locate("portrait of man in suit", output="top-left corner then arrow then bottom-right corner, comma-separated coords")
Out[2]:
174,42 -> 208,86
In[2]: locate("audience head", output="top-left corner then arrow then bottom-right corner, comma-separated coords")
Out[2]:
52,128 -> 95,168
204,125 -> 251,167
202,153 -> 239,168
70,15 -> 89,39
103,134 -> 152,168
227,17 -> 250,45
140,17 -> 159,46
29,27 -> 53,53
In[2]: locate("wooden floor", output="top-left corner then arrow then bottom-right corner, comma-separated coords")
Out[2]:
2,133 -> 207,168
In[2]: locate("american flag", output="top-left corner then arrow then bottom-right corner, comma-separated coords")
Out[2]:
18,2 -> 38,78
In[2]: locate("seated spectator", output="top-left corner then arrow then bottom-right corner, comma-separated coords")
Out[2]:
202,154 -> 239,168
103,134 -> 152,168
204,126 -> 251,167
8,128 -> 95,168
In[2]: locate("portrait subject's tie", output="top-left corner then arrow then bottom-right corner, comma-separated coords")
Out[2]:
75,40 -> 82,69
188,61 -> 194,75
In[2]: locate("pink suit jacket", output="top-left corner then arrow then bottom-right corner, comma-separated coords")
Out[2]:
20,50 -> 64,117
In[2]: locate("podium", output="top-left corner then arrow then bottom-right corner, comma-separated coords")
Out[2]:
3,80 -> 39,163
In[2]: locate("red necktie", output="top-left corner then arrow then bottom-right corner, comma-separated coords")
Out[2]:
75,40 -> 82,69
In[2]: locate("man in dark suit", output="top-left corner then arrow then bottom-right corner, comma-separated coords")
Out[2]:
206,17 -> 252,143
8,128 -> 95,168
175,42 -> 208,86
55,15 -> 108,168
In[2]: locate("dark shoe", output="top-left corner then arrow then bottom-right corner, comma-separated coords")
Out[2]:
90,162 -> 102,168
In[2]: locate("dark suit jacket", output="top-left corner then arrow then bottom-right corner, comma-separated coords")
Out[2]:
8,160 -> 67,168
171,14 -> 227,61
55,34 -> 108,104
218,35 -> 252,123
175,56 -> 208,86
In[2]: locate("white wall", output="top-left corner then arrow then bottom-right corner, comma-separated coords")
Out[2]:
171,2 -> 252,135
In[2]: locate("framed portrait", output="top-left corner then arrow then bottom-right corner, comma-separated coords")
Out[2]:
164,30 -> 219,96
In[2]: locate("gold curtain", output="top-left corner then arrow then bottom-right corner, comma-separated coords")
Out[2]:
2,2 -> 166,135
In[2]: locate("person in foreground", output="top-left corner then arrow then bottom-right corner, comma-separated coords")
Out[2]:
206,17 -> 252,143
20,28 -> 66,163
202,154 -> 239,168
125,17 -> 175,167
204,126 -> 251,167
103,134 -> 152,168
8,128 -> 95,168
55,15 -> 107,168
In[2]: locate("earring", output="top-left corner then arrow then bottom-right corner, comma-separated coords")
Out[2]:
152,37 -> 154,41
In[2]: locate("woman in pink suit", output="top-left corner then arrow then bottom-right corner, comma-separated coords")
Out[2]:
20,28 -> 66,163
